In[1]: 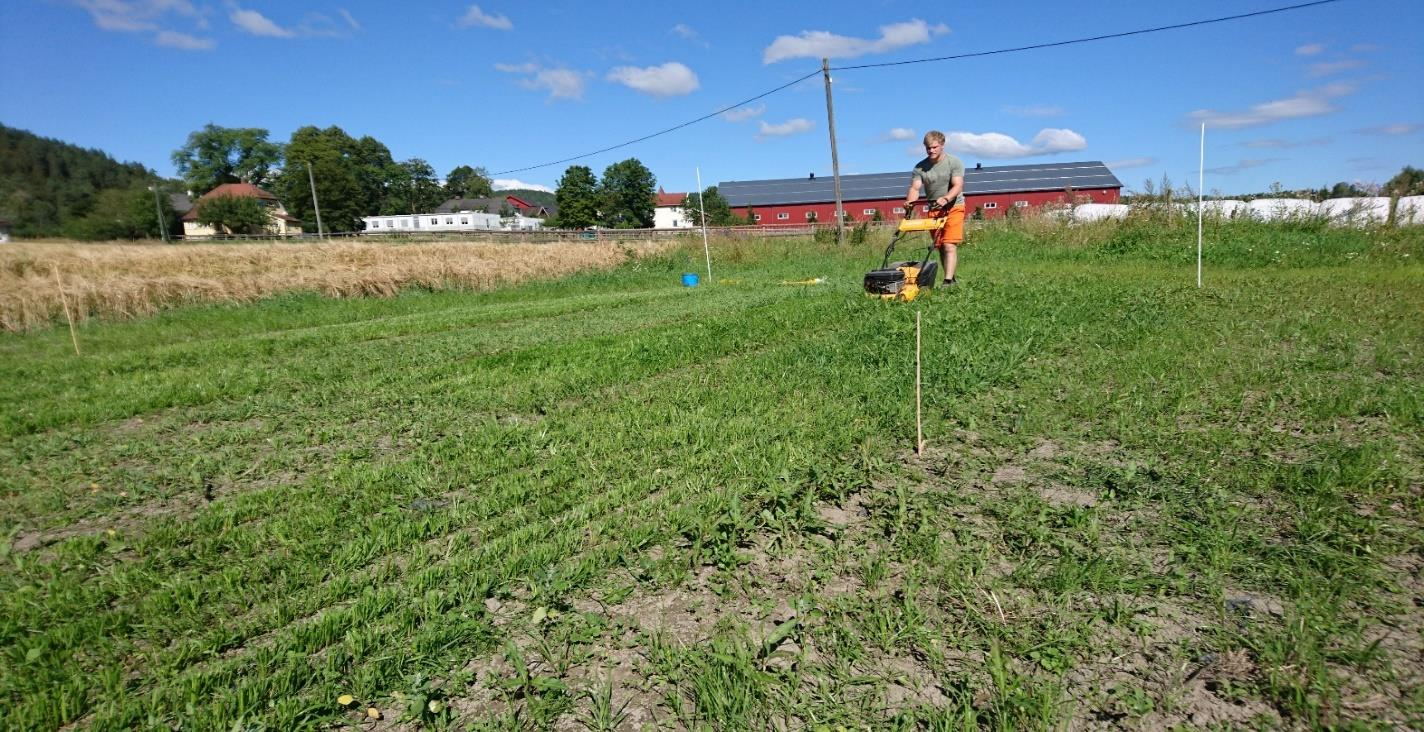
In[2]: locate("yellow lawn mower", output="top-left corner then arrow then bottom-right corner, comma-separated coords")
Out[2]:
862,201 -> 946,302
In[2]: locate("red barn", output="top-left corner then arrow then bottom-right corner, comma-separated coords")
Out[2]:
720,161 -> 1121,224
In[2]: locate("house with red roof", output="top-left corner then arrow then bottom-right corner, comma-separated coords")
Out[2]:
654,188 -> 693,230
181,183 -> 302,237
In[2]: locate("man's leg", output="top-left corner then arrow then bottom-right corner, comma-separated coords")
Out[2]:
943,243 -> 957,282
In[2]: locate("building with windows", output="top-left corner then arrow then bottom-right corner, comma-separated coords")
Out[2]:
180,183 -> 302,236
361,210 -> 543,233
720,161 -> 1122,224
654,188 -> 693,229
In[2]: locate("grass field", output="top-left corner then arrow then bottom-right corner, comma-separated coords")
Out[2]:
1,217 -> 1421,730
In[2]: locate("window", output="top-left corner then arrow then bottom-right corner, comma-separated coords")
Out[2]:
777,213 -> 790,220
753,214 -> 762,221
1014,201 -> 1028,208
445,217 -> 454,224
460,217 -> 468,225
863,208 -> 877,215
891,207 -> 904,214
805,211 -> 816,220
430,218 -> 438,225
400,219 -> 410,228
983,202 -> 998,209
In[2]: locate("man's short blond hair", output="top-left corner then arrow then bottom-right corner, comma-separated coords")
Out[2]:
923,130 -> 945,146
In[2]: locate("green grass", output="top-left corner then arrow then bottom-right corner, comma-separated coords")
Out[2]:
2,217 -> 1421,730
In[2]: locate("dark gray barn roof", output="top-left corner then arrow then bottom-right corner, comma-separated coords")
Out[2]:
719,161 -> 1121,206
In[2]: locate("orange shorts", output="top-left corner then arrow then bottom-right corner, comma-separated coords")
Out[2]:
930,204 -> 965,247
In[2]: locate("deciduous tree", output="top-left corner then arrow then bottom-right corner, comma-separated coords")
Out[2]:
598,158 -> 655,229
1384,165 -> 1424,197
195,194 -> 270,235
172,124 -> 283,195
553,165 -> 599,228
681,185 -> 736,226
62,183 -> 173,240
383,158 -> 445,215
274,126 -> 367,233
445,165 -> 493,199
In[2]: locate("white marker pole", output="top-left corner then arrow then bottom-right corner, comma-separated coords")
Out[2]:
696,166 -> 712,281
1197,123 -> 1205,289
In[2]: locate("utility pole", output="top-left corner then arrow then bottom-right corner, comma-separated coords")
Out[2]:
306,161 -> 326,239
150,181 -> 168,243
822,57 -> 845,245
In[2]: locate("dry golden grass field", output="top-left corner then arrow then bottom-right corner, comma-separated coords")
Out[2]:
0,238 -> 676,332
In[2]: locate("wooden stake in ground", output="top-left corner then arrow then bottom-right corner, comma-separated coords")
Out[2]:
53,266 -> 81,356
915,309 -> 923,455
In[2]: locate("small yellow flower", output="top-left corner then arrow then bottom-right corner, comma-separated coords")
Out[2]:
366,707 -> 382,720
337,694 -> 354,706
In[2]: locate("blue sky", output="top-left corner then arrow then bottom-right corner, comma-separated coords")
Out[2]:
1,0 -> 1420,196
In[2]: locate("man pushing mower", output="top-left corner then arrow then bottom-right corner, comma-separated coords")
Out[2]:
904,130 -> 966,287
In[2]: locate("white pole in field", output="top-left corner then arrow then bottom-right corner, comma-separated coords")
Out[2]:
696,166 -> 712,281
915,309 -> 923,456
1197,123 -> 1204,289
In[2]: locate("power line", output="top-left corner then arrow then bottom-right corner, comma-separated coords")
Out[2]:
492,69 -> 821,176
493,0 -> 1345,177
833,0 -> 1345,71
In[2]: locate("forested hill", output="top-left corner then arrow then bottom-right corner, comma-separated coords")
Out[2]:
1,124 -> 155,236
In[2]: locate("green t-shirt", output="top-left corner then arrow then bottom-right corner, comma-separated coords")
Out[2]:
912,154 -> 966,205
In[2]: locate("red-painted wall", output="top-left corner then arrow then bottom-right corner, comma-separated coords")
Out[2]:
732,188 -> 1120,224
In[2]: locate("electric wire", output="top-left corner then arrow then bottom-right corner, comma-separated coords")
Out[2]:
492,0 -> 1346,176
832,0 -> 1344,71
492,70 -> 820,176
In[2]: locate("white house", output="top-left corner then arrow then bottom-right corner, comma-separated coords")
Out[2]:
181,183 -> 302,237
654,189 -> 693,229
362,211 -> 543,233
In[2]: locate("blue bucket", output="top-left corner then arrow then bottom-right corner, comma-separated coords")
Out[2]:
681,272 -> 700,287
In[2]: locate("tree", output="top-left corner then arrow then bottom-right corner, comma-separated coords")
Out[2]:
172,124 -> 283,195
273,126 -> 370,233
553,165 -> 599,228
383,158 -> 445,215
195,194 -> 270,235
681,185 -> 736,226
598,158 -> 656,229
445,165 -> 493,199
1384,166 -> 1424,197
62,183 -> 173,240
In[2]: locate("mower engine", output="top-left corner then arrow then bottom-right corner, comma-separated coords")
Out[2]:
863,205 -> 944,302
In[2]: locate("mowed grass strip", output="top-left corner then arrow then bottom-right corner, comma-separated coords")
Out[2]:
2,218 -> 1421,729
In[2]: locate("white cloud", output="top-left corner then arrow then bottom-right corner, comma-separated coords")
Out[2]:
1205,158 -> 1282,176
1294,43 -> 1324,56
76,0 -> 204,32
1002,104 -> 1064,117
884,127 -> 917,141
230,8 -> 294,38
756,118 -> 814,140
606,62 -> 700,97
763,19 -> 948,64
1186,82 -> 1355,129
493,179 -> 554,193
944,128 -> 1087,158
721,104 -> 765,122
1105,157 -> 1157,169
1307,59 -> 1363,77
338,8 -> 360,30
496,62 -> 589,100
1241,137 -> 1331,149
155,29 -> 214,49
458,5 -> 511,30
1355,123 -> 1421,136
